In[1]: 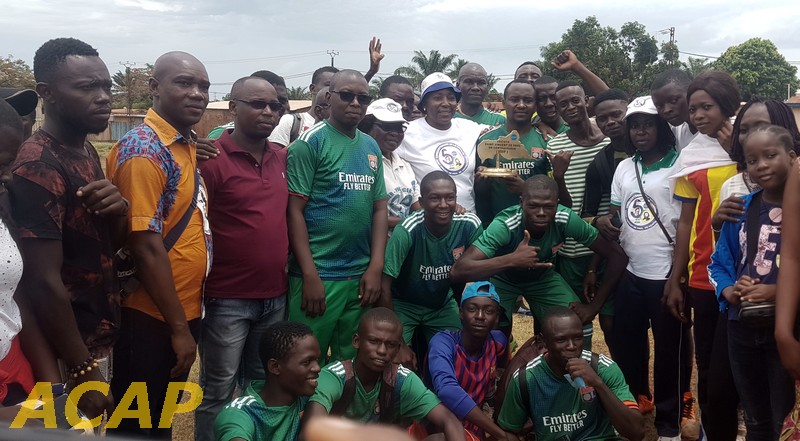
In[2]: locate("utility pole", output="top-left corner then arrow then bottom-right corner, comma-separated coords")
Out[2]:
327,50 -> 339,67
659,27 -> 676,66
120,61 -> 135,132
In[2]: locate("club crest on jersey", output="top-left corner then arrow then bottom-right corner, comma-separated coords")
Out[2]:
580,386 -> 596,402
368,154 -> 378,172
452,246 -> 465,261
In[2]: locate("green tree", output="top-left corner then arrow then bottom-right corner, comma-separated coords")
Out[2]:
713,38 -> 799,100
369,76 -> 384,98
287,86 -> 310,100
541,16 -> 676,96
685,56 -> 712,78
447,58 -> 470,80
395,50 -> 459,89
0,55 -> 35,89
112,64 -> 153,109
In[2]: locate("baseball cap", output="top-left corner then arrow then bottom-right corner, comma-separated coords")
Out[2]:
0,87 -> 38,116
461,281 -> 500,306
418,72 -> 461,111
366,98 -> 407,123
625,95 -> 658,119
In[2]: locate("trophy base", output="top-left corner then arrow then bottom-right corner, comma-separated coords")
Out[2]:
480,168 -> 517,178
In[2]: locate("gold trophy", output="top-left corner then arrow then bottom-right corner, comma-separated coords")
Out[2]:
477,130 -> 531,178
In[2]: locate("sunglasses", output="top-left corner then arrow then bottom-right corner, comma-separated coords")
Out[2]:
374,122 -> 407,133
331,90 -> 372,106
234,99 -> 284,112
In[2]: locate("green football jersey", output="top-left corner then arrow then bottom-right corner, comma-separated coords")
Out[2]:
214,381 -> 307,441
475,126 -> 550,226
497,351 -> 636,441
287,121 -> 387,279
471,204 -> 598,284
455,107 -> 506,127
207,122 -> 233,140
310,361 -> 440,424
384,211 -> 483,309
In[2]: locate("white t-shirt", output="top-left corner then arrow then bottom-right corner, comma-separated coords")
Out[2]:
611,152 -> 681,280
720,172 -> 759,201
396,118 -> 484,212
383,151 -> 420,220
670,122 -> 697,151
0,219 -> 23,360
268,112 -> 316,147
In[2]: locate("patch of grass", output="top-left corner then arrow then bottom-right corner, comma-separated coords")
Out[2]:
93,142 -> 114,161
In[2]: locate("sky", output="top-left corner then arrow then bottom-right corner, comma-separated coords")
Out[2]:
2,0 -> 799,101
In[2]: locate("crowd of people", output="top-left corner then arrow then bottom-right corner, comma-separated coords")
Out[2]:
0,34 -> 799,441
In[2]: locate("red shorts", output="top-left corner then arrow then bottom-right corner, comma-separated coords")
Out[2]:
0,337 -> 35,405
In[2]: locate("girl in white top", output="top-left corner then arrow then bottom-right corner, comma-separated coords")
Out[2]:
397,73 -> 484,213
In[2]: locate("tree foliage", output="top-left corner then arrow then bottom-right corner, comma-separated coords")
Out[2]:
713,38 -> 799,101
685,57 -> 712,78
540,16 -> 678,96
112,64 -> 153,109
287,86 -> 311,100
395,50 -> 459,89
0,55 -> 35,89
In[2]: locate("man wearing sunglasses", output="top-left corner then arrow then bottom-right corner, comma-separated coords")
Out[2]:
194,76 -> 288,441
287,69 -> 388,364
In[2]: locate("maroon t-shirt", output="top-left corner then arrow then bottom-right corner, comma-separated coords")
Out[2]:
200,129 -> 289,299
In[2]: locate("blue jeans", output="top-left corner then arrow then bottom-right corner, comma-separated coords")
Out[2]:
728,319 -> 795,441
195,296 -> 287,441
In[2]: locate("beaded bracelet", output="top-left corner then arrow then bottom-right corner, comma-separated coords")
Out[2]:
69,355 -> 99,379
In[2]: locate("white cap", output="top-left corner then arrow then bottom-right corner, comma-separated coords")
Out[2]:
625,95 -> 658,118
366,98 -> 407,123
418,72 -> 461,110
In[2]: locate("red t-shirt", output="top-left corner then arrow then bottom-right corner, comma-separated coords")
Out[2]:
200,129 -> 289,299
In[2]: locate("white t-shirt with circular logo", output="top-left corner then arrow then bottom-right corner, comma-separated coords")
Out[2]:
0,219 -> 23,360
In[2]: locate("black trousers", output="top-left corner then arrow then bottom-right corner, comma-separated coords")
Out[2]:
613,272 -> 692,437
108,307 -> 201,439
688,288 -> 740,441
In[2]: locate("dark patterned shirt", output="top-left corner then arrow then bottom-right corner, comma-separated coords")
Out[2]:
9,130 -> 119,355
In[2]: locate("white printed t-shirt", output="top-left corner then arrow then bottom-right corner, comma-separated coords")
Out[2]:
382,151 -> 421,221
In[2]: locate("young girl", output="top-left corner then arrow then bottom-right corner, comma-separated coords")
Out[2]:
709,125 -> 797,440
664,70 -> 741,440
604,96 -> 689,440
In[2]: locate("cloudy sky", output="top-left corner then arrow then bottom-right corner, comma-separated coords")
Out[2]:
2,0 -> 799,100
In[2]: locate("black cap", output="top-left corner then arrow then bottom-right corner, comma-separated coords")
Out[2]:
0,87 -> 38,116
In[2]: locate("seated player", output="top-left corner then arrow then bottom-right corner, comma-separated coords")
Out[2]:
214,321 -> 321,441
427,282 -> 510,440
450,176 -> 627,344
303,308 -> 467,441
497,307 -> 643,441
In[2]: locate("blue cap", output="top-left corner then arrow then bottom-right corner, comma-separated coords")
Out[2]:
418,72 -> 461,111
461,281 -> 500,306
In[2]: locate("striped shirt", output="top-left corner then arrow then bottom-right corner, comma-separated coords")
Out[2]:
546,133 -> 610,257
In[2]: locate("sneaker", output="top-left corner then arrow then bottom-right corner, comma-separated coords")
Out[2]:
681,392 -> 701,441
637,394 -> 654,414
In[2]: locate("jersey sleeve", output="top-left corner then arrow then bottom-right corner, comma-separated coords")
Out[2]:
268,114 -> 294,147
383,226 -> 412,278
286,139 -> 317,198
599,356 -> 638,410
496,369 -> 528,432
372,153 -> 388,201
563,209 -> 599,248
308,367 -> 344,412
708,216 -> 742,309
610,163 -> 624,207
492,330 -> 509,368
214,405 -> 256,441
427,332 -> 478,419
206,126 -> 225,140
112,157 -> 168,234
472,216 -> 514,259
674,175 -> 699,202
398,368 -> 442,421
9,161 -> 68,240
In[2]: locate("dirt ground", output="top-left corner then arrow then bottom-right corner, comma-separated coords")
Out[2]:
170,313 -> 681,440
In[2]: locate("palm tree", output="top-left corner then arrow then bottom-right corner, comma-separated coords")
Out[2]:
287,86 -> 310,100
686,57 -> 712,78
447,58 -> 470,80
369,77 -> 384,98
394,50 -> 459,90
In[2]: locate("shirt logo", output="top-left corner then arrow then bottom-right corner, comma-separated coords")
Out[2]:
551,242 -> 563,254
434,142 -> 468,175
368,154 -> 378,172
452,246 -> 465,261
386,102 -> 400,113
624,194 -> 658,231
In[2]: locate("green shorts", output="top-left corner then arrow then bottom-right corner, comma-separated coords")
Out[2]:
556,254 -> 615,317
492,270 -> 593,345
393,298 -> 461,344
289,277 -> 364,364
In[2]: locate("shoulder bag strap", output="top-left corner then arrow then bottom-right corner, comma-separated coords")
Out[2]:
635,161 -> 674,245
163,166 -> 200,252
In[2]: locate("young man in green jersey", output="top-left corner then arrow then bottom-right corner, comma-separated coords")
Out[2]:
214,321 -> 321,441
475,80 -> 571,228
303,308 -> 467,441
287,69 -> 388,363
497,307 -> 643,441
450,176 -> 627,345
381,171 -> 483,367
